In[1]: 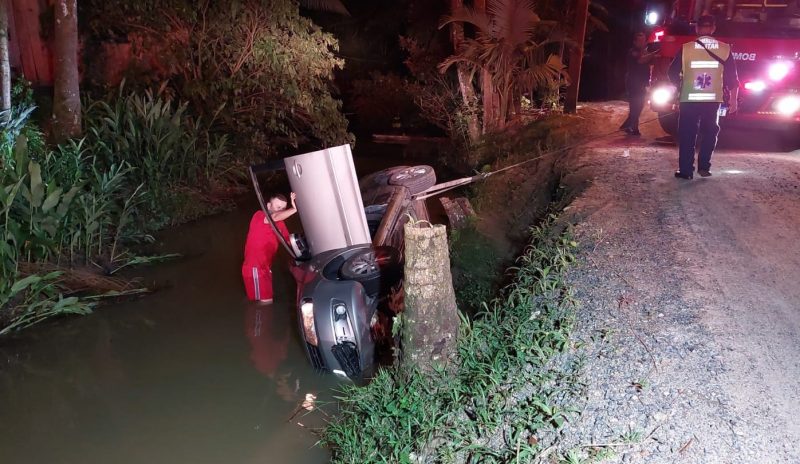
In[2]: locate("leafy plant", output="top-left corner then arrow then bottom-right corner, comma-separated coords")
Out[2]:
81,0 -> 353,159
439,0 -> 568,129
322,217 -> 579,462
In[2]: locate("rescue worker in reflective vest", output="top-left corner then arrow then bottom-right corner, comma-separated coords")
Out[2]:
668,15 -> 739,179
242,192 -> 297,303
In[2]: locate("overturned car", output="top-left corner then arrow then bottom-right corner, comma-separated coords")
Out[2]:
250,145 -> 436,379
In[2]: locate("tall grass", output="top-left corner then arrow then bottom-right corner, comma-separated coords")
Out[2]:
1,87 -> 232,334
322,216 -> 579,463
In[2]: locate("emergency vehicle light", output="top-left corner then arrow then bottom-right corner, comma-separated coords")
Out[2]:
654,30 -> 665,42
744,80 -> 767,92
768,62 -> 792,81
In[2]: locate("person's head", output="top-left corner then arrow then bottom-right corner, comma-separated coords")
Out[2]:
696,15 -> 716,36
633,31 -> 647,49
266,193 -> 288,213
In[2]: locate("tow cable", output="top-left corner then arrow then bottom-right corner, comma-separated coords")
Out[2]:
412,111 -> 676,201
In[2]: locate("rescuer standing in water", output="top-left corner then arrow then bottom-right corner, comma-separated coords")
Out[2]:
668,15 -> 739,179
242,193 -> 297,303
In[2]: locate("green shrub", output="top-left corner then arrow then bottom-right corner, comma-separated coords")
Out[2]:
323,218 -> 578,463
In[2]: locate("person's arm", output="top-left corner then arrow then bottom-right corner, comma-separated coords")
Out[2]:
723,52 -> 740,112
269,192 -> 298,222
667,49 -> 683,86
637,49 -> 658,64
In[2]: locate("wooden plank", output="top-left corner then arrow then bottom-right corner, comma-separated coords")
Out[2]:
372,134 -> 448,145
12,0 -> 51,85
372,187 -> 409,248
439,196 -> 474,229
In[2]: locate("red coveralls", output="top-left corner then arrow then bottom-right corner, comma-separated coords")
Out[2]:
242,210 -> 290,301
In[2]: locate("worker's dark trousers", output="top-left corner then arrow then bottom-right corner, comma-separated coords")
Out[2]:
678,102 -> 721,175
622,87 -> 646,130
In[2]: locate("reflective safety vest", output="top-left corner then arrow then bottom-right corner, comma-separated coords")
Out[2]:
680,36 -> 731,103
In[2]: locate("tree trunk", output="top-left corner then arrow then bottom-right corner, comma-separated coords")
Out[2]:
401,222 -> 459,373
0,0 -> 10,124
449,0 -> 480,143
564,0 -> 589,114
51,0 -> 81,142
473,0 -> 499,133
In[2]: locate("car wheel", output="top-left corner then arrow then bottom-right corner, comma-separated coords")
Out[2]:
388,165 -> 436,194
340,246 -> 401,296
359,166 -> 410,190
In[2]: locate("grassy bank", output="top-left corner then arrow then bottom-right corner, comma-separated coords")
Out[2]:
1,85 -> 240,335
322,215 -> 579,463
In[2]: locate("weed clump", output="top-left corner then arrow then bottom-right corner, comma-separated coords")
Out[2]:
322,216 -> 579,463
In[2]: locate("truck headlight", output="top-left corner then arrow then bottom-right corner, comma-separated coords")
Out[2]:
300,298 -> 318,346
651,86 -> 674,106
768,62 -> 791,81
645,11 -> 659,26
775,95 -> 800,116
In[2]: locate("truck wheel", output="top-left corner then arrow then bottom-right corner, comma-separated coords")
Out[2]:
657,111 -> 678,137
340,246 -> 402,296
388,165 -> 436,194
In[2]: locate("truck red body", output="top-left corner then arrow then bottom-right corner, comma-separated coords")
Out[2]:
644,0 -> 800,139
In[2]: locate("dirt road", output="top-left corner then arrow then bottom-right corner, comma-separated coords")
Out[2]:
556,105 -> 800,463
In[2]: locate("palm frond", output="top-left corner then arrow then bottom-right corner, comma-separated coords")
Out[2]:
489,0 -> 540,46
440,7 -> 491,35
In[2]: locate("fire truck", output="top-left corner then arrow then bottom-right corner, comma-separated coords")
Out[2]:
643,0 -> 800,142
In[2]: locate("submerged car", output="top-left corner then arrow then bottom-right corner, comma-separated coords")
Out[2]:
250,145 -> 436,379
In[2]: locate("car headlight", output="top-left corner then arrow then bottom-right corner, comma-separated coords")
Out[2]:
651,86 -> 674,106
775,95 -> 800,116
300,298 -> 318,346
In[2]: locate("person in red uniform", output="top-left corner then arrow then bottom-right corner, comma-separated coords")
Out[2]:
242,192 -> 297,302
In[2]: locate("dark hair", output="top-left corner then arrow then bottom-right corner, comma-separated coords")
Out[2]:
269,193 -> 287,203
633,31 -> 647,38
697,15 -> 716,27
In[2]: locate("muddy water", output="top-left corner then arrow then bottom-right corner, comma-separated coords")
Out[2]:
0,204 -> 339,464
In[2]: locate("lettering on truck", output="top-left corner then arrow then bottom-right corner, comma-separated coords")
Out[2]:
732,52 -> 757,61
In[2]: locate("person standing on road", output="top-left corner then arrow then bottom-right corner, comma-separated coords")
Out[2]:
242,192 -> 297,303
620,32 -> 657,136
668,15 -> 739,179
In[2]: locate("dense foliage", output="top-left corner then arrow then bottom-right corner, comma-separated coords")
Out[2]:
81,0 -> 352,158
0,81 -> 230,334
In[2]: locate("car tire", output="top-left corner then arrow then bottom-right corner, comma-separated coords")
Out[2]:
359,166 -> 410,190
657,111 -> 678,137
340,246 -> 402,296
387,165 -> 436,194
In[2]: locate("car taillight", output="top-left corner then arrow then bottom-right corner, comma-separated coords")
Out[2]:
775,95 -> 800,116
300,298 -> 318,346
768,62 -> 792,81
744,80 -> 767,92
